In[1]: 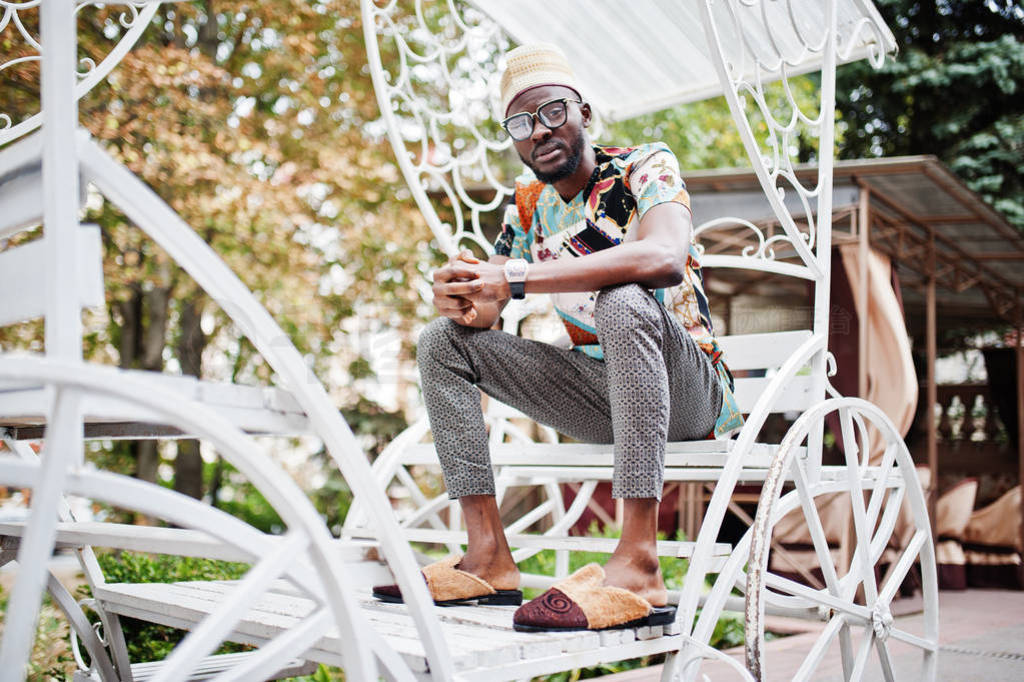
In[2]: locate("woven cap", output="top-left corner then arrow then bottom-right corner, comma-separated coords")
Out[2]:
500,43 -> 582,117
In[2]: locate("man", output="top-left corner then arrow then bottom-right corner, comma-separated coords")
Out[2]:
375,44 -> 742,631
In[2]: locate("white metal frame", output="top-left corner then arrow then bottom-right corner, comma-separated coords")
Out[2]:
359,1 -> 937,681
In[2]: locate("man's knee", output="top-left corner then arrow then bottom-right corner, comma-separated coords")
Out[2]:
417,317 -> 459,369
593,284 -> 660,337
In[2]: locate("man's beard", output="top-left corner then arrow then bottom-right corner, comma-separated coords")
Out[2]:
521,129 -> 586,184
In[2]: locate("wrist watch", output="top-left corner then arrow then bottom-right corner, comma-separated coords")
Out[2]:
503,258 -> 529,300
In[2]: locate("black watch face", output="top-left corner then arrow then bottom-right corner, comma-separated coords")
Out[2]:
510,281 -> 526,299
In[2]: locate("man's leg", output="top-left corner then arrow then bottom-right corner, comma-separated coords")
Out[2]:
592,284 -> 722,606
416,317 -> 614,588
457,494 -> 519,590
417,287 -> 721,602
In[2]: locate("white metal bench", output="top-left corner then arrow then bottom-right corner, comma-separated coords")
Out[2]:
0,1 -> 938,681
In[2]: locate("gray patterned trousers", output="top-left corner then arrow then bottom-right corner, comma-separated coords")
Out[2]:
417,283 -> 722,500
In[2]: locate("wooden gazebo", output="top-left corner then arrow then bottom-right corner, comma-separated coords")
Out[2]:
685,155 -> 1024,546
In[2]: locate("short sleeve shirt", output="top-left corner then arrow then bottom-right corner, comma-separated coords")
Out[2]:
494,143 -> 744,437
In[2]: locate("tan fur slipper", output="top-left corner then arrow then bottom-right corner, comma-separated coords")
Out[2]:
373,555 -> 523,606
513,563 -> 675,631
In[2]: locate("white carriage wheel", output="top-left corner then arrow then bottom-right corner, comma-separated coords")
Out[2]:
0,358 -> 396,682
745,398 -> 938,682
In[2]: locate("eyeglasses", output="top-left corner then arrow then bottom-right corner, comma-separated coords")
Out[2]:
501,97 -> 583,141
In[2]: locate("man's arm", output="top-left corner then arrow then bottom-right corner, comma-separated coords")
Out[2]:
451,202 -> 693,301
431,251 -> 510,328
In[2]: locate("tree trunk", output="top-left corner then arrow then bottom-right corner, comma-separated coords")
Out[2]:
113,284 -> 171,523
198,1 -> 217,59
174,295 -> 207,500
115,285 -> 172,487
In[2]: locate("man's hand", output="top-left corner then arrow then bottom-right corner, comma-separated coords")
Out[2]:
443,259 -> 511,304
432,250 -> 485,325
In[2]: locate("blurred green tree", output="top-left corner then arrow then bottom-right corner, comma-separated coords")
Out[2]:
836,0 -> 1024,229
1,1 -> 431,513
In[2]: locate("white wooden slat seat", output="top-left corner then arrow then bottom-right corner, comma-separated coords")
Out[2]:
399,440 -> 779,468
0,370 -> 309,440
382,528 -> 732,565
0,522 -> 381,568
0,133 -> 87,240
72,652 -> 317,682
93,579 -> 686,678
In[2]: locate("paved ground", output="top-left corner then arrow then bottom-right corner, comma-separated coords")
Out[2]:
604,589 -> 1024,681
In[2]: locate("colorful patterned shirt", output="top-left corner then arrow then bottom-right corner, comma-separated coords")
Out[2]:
494,143 -> 744,437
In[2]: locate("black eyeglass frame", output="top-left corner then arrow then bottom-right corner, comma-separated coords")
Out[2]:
501,97 -> 584,141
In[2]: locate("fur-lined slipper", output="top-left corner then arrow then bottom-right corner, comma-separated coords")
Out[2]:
513,563 -> 675,632
372,555 -> 523,606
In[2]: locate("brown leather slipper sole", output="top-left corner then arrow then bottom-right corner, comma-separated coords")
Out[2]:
372,586 -> 523,607
372,554 -> 522,607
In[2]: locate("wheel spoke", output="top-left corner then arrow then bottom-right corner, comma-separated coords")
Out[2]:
849,624 -> 876,680
763,572 -> 871,622
877,530 -> 926,606
863,444 -> 898,535
217,608 -> 331,682
0,388 -> 79,674
887,626 -> 938,652
150,532 -> 310,682
792,464 -> 842,595
838,621 -> 856,682
399,491 -> 452,530
840,408 -> 880,605
790,464 -> 859,681
875,636 -> 897,682
793,614 -> 845,681
869,484 -> 906,566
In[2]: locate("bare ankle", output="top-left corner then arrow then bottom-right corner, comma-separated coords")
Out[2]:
457,549 -> 519,588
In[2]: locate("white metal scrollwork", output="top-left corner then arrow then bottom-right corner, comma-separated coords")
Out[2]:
0,0 -> 159,146
699,0 -> 890,279
363,0 -> 517,259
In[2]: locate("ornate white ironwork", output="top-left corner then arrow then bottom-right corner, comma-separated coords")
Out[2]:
699,0 -> 889,280
694,216 -> 819,280
363,0 -> 517,259
0,0 -> 158,147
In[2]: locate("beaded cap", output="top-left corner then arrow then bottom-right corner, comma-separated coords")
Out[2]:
500,43 -> 583,117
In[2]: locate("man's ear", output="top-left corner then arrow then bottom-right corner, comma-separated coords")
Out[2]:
580,102 -> 592,127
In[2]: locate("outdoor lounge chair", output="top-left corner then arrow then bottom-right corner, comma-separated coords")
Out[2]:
0,1 -> 938,681
964,485 -> 1024,590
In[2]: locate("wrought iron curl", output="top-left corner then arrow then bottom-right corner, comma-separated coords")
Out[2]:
369,0 -> 517,258
693,217 -> 775,262
709,0 -> 853,266
0,0 -> 158,146
838,15 -> 890,68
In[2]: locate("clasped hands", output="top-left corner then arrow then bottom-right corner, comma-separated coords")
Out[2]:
431,250 -> 510,326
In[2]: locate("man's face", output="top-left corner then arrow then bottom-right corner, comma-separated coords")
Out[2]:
506,85 -> 591,185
